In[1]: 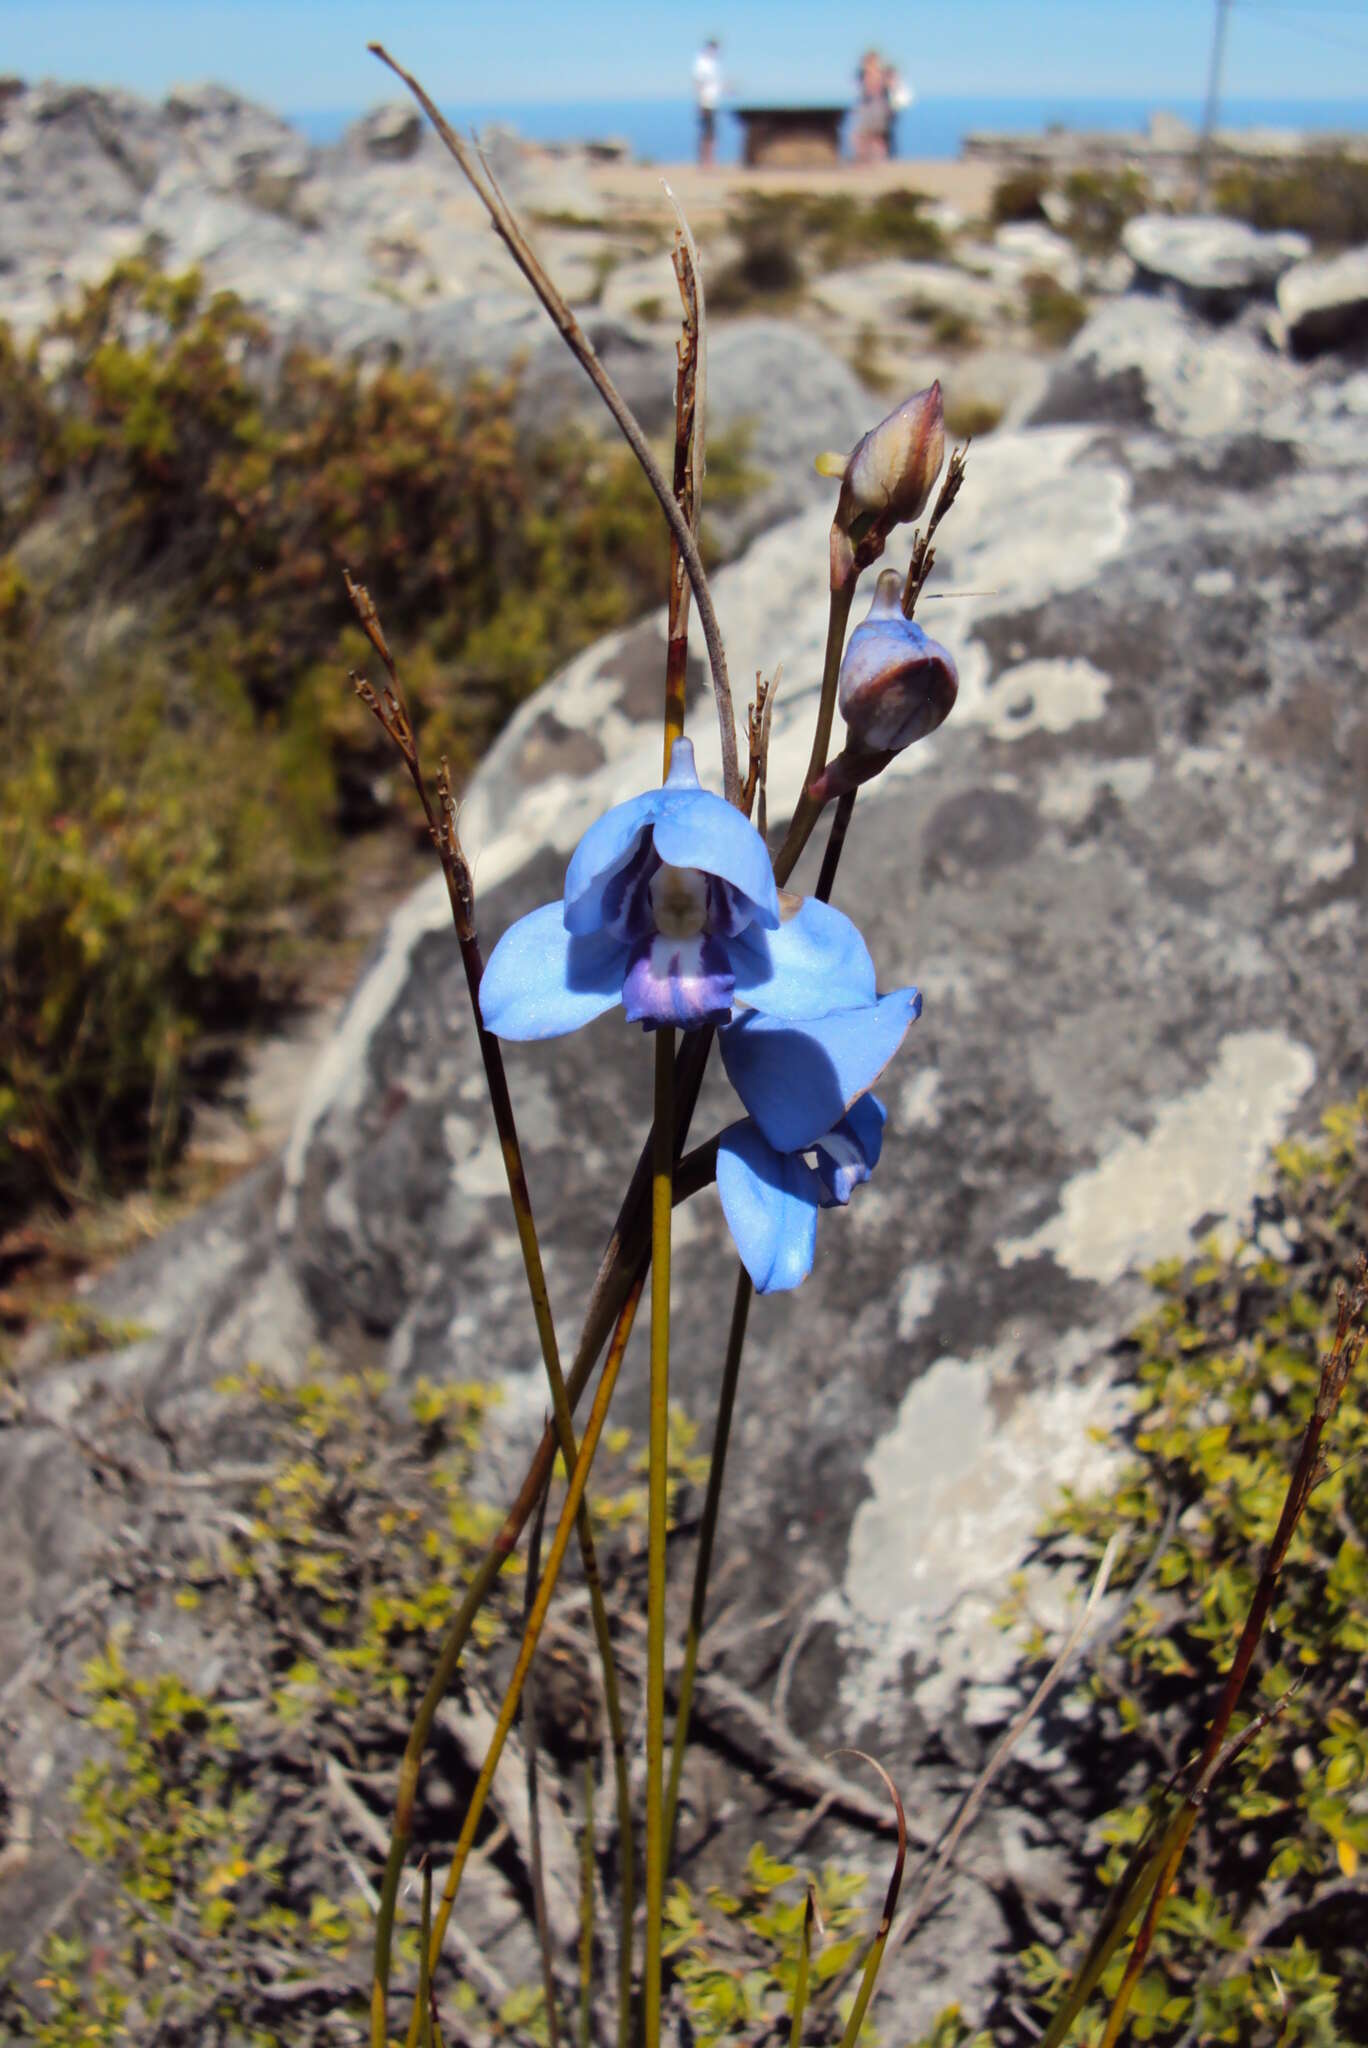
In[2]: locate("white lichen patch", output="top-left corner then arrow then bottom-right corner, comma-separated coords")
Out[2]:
895,1261 -> 942,1340
1001,1030 -> 1316,1283
1039,755 -> 1154,824
444,1120 -> 510,1199
841,1330 -> 1125,1717
977,657 -> 1111,742
897,1067 -> 943,1128
1306,838 -> 1356,883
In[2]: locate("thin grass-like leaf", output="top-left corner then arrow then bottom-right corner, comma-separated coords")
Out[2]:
789,1883 -> 818,2048
829,1752 -> 907,2048
579,1740 -> 596,2048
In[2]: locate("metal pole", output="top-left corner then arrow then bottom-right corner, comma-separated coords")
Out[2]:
1196,0 -> 1232,205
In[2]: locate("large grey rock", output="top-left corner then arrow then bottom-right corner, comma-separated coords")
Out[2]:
477,125 -> 607,227
1277,244 -> 1368,357
1029,293 -> 1303,437
344,99 -> 424,163
1122,212 -> 1310,318
985,221 -> 1084,293
5,348 -> 1366,2031
517,317 -> 874,552
810,258 -> 1007,332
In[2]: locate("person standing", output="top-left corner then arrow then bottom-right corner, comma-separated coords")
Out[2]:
852,48 -> 890,163
693,37 -> 722,166
884,61 -> 913,160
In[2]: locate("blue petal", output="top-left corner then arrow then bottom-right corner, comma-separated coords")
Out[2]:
716,1121 -> 820,1294
563,801 -> 658,936
622,932 -> 735,1031
650,786 -> 779,933
814,1093 -> 887,1205
562,739 -> 779,937
720,990 -> 922,1152
727,897 -> 877,1020
479,901 -> 629,1040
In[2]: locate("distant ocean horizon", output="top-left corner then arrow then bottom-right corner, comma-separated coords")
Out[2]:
289,93 -> 1367,164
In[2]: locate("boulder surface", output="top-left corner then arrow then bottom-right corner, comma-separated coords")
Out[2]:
3,294 -> 1366,2030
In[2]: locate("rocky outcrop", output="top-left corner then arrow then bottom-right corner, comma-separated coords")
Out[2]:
0,77 -> 624,351
1277,244 -> 1368,357
1122,212 -> 1310,319
4,292 -> 1365,2027
1027,293 -> 1304,436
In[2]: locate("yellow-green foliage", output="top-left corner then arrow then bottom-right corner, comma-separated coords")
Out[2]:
1213,150 -> 1368,250
0,1366 -> 515,2043
1013,1096 -> 1368,2046
990,166 -> 1051,226
664,1844 -> 869,2047
1,258 -> 731,1222
711,188 -> 946,311
0,1368 -> 713,2043
1057,168 -> 1148,255
989,166 -> 1148,254
1022,271 -> 1090,348
942,394 -> 1004,441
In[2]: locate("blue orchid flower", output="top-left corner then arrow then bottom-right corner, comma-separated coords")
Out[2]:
480,738 -> 878,1038
715,990 -> 922,1293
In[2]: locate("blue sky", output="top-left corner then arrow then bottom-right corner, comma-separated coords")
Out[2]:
2,1 -> 1366,108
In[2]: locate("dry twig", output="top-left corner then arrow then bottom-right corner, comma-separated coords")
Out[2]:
368,44 -> 739,805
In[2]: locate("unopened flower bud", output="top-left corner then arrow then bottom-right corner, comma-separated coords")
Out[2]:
846,382 -> 945,522
820,382 -> 945,589
838,568 -> 959,753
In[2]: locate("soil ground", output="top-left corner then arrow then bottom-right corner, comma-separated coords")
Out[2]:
589,154 -> 1001,226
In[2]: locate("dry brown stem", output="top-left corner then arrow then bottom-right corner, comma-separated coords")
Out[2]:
368,43 -> 739,805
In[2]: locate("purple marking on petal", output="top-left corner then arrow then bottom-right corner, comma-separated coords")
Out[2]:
598,831 -> 659,941
622,931 -> 735,1030
707,874 -> 767,940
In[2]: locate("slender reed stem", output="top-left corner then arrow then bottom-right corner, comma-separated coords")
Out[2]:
831,1754 -> 907,2048
369,43 -> 739,806
350,584 -> 632,2048
663,1266 -> 751,1864
662,225 -> 700,769
370,1026 -> 716,2042
664,785 -> 854,1866
814,791 -> 857,905
523,1479 -> 563,2048
417,1861 -> 435,2048
643,1028 -> 676,2048
579,1734 -> 596,2048
789,1887 -> 817,2048
406,1273 -> 648,2047
773,578 -> 856,886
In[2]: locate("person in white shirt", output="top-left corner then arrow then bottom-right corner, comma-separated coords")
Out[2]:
693,38 -> 722,166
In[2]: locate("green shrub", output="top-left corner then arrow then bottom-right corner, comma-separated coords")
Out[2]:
855,186 -> 947,261
1059,166 -> 1149,254
711,197 -> 806,309
712,188 -> 946,310
1022,270 -> 1090,348
925,305 -> 980,351
0,711 -> 312,1218
1,259 -> 729,1222
1212,150 -> 1368,250
665,1845 -> 869,2047
989,165 -> 1148,253
942,393 -> 1004,439
1012,1097 -> 1368,2045
991,166 -> 1051,226
0,1370 -> 704,2044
